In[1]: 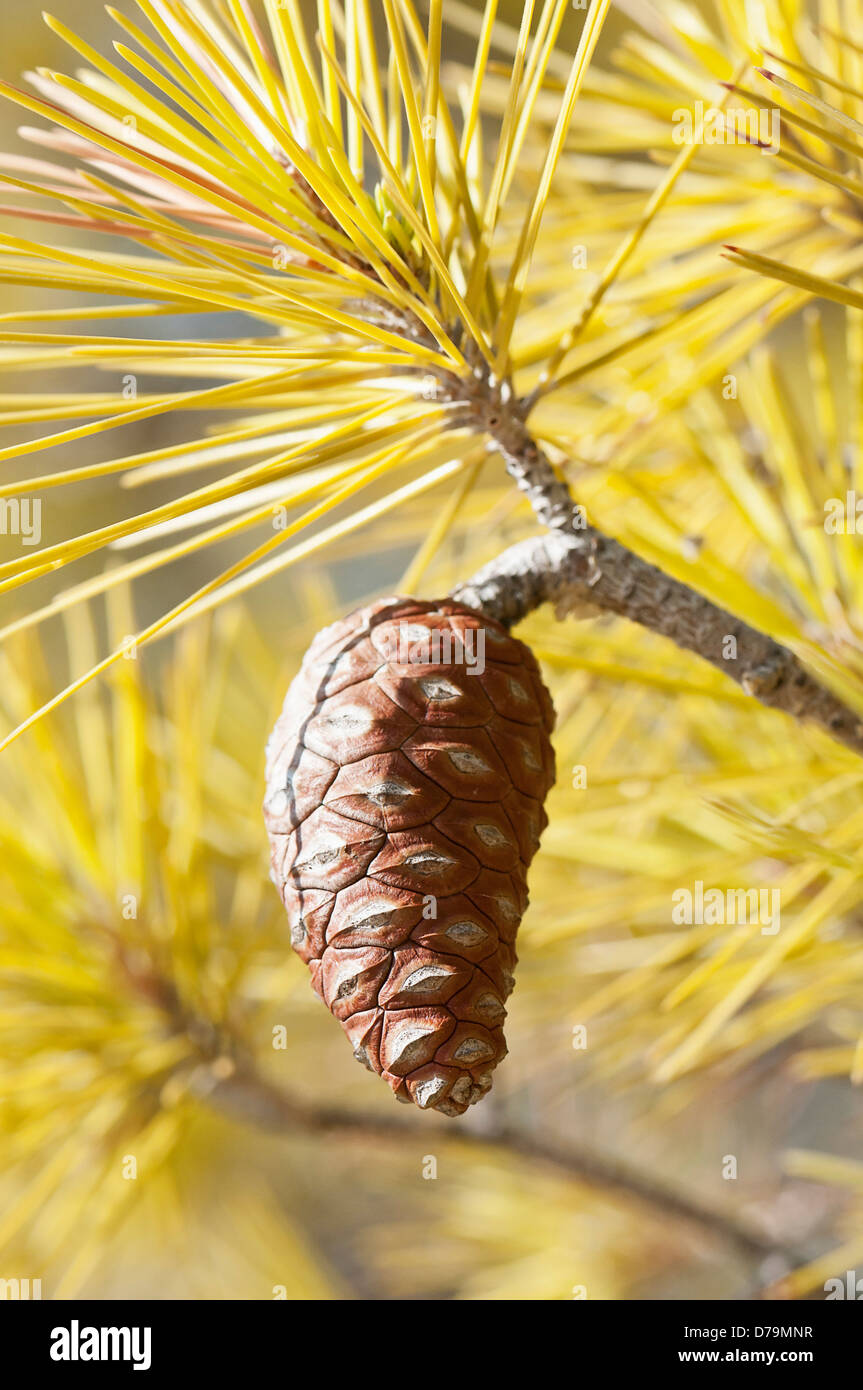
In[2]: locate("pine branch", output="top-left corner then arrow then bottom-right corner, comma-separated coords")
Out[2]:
451,412 -> 863,760
118,958 -> 802,1283
207,1063 -> 805,1280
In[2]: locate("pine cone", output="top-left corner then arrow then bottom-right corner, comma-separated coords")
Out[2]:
264,596 -> 555,1115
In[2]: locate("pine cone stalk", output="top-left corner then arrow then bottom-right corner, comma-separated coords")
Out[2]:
264,597 -> 555,1115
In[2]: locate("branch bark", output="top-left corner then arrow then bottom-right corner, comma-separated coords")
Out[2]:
207,1063 -> 804,1280
452,414 -> 863,759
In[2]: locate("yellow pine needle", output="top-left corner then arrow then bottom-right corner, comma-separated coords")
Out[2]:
139,0 -> 296,158
315,34 -> 491,366
0,73 -> 292,240
501,0 -> 571,205
381,0 -> 440,246
653,871 -> 862,1083
398,447 -> 485,591
0,467 -> 354,645
760,49 -> 863,117
224,0 -> 291,129
0,363 -> 301,479
726,80 -> 863,162
492,0 -> 612,373
0,229 -> 456,367
463,0 -> 535,320
159,452 -> 470,632
41,12 -> 292,197
458,0 -> 498,171
317,0 -> 343,149
398,0 -> 487,258
0,422 -> 445,754
422,0 -> 442,188
723,243 -> 863,312
0,302 -> 175,322
768,139 -> 863,201
0,397 -> 433,586
538,64 -> 748,395
767,1233 -> 863,1299
540,320 -> 667,395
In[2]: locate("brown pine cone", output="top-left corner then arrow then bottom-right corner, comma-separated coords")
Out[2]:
264,596 -> 555,1116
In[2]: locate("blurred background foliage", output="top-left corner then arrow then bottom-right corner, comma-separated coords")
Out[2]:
2,0 -> 863,1300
